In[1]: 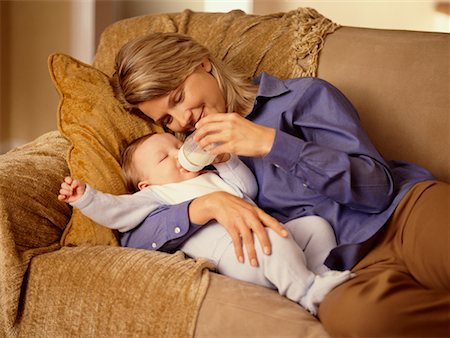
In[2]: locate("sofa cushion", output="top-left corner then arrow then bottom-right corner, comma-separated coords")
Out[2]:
49,53 -> 163,246
93,9 -> 339,80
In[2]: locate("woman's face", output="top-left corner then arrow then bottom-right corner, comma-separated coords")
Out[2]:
138,59 -> 226,132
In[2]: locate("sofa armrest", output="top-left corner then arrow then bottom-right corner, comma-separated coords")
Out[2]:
0,131 -> 71,249
0,131 -> 71,335
17,246 -> 210,337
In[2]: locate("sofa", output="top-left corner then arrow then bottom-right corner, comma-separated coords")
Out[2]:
1,8 -> 448,338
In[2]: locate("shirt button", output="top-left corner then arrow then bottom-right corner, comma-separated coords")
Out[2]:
274,164 -> 280,168
174,227 -> 181,234
151,242 -> 157,248
302,183 -> 308,188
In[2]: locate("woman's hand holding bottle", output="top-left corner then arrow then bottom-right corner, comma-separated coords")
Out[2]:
194,113 -> 276,158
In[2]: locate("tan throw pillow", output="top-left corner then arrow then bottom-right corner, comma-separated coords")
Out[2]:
49,53 -> 163,246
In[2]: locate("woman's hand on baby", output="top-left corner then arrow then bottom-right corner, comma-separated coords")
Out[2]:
194,113 -> 276,157
58,176 -> 86,203
188,191 -> 288,267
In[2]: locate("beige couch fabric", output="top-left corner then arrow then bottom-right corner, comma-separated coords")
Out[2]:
0,132 -> 70,336
196,274 -> 330,337
18,247 -> 212,338
318,27 -> 450,183
93,8 -> 339,79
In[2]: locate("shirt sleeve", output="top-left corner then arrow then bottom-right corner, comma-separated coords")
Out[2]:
264,79 -> 394,213
119,201 -> 203,252
213,154 -> 258,200
70,184 -> 167,232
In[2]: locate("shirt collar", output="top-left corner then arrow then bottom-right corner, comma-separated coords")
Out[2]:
253,72 -> 290,99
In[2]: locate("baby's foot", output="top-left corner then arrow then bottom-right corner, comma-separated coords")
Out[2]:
300,270 -> 354,315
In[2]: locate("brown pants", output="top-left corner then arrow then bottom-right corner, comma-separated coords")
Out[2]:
319,181 -> 450,337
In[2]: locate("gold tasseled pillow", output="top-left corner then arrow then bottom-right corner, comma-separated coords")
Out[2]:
49,53 -> 163,246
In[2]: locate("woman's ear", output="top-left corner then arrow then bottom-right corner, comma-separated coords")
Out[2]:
201,58 -> 212,73
137,180 -> 151,191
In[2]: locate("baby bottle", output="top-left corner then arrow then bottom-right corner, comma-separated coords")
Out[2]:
178,131 -> 217,172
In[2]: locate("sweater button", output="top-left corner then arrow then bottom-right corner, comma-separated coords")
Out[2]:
151,242 -> 157,248
174,227 -> 181,234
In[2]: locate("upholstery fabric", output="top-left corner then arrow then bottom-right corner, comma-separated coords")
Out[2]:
18,246 -> 212,338
93,8 -> 339,79
196,273 -> 330,337
49,53 -> 163,247
0,131 -> 70,336
317,27 -> 450,183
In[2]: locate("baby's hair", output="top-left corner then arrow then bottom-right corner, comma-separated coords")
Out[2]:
110,32 -> 257,116
121,133 -> 156,192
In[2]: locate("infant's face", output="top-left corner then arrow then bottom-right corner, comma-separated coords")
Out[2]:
134,133 -> 200,188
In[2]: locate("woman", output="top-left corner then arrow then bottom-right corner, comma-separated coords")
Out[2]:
111,32 -> 449,337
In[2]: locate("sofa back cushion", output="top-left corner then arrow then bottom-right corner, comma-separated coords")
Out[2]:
94,9 -> 339,79
318,27 -> 449,182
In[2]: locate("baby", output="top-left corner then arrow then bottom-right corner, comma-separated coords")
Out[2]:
59,132 -> 353,315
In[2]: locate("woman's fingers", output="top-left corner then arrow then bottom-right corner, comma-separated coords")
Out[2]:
213,192 -> 281,266
227,226 -> 245,264
195,112 -> 230,128
195,113 -> 275,157
191,191 -> 285,267
238,220 -> 259,266
257,209 -> 289,238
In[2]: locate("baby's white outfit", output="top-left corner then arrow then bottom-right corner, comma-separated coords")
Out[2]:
71,155 -> 352,314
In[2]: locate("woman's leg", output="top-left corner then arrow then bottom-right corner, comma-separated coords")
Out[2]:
319,181 -> 450,337
401,181 -> 449,290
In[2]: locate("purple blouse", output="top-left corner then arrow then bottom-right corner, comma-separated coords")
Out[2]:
120,73 -> 433,270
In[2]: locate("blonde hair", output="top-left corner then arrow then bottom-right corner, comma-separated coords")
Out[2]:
111,32 -> 257,116
121,133 -> 156,192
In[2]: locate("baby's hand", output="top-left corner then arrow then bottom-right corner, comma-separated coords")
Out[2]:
58,176 -> 86,203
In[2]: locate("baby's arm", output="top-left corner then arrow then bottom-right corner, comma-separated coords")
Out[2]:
58,176 -> 165,232
213,155 -> 258,200
58,176 -> 86,203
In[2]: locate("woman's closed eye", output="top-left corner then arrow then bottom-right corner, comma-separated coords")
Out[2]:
173,89 -> 184,104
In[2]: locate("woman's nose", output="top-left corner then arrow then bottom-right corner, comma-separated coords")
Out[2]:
172,108 -> 194,129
